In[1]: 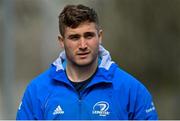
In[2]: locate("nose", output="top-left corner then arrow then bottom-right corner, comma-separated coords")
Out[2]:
79,38 -> 87,49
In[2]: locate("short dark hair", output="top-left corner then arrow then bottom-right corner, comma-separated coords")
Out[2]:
58,4 -> 99,37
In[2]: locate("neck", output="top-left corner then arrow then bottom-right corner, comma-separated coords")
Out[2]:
66,58 -> 98,82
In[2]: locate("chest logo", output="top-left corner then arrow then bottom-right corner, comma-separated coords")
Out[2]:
53,105 -> 64,115
92,101 -> 110,116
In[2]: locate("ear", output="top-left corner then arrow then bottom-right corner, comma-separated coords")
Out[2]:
98,29 -> 103,44
58,34 -> 64,48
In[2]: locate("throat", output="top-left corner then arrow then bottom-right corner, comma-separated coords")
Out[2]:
66,61 -> 98,83
67,67 -> 98,93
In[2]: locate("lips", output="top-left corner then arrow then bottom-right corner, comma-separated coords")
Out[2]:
77,51 -> 90,58
77,52 -> 90,55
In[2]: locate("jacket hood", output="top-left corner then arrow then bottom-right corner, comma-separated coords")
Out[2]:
52,45 -> 114,72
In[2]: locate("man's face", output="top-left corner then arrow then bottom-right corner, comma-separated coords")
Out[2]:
59,22 -> 102,67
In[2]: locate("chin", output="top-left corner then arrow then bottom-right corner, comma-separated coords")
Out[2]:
75,59 -> 93,67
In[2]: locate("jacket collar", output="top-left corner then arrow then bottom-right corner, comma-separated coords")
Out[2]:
50,45 -> 115,85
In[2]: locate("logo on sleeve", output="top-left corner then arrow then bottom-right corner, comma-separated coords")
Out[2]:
146,102 -> 155,113
53,105 -> 64,115
18,101 -> 22,110
92,101 -> 110,116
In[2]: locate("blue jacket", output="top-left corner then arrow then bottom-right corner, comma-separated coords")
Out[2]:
16,46 -> 158,120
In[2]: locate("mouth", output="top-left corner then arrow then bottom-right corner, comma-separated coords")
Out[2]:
77,52 -> 90,58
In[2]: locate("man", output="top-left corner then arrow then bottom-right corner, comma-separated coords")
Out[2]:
16,4 -> 158,120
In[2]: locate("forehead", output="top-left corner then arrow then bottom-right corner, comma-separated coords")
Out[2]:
64,22 -> 98,36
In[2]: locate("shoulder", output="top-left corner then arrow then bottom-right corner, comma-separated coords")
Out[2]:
29,67 -> 52,87
111,64 -> 158,119
24,66 -> 56,99
111,63 -> 150,94
112,64 -> 139,86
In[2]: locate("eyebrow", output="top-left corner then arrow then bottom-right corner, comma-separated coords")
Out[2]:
66,31 -> 96,39
67,34 -> 80,39
84,32 -> 96,37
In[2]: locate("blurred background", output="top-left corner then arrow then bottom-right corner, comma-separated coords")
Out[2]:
0,0 -> 180,119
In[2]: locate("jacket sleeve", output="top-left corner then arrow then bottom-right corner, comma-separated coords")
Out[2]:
132,84 -> 158,120
16,83 -> 42,120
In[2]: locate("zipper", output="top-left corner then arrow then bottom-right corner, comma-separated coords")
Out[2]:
70,84 -> 83,119
78,93 -> 82,119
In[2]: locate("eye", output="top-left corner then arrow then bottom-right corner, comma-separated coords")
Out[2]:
68,35 -> 80,41
84,32 -> 95,39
